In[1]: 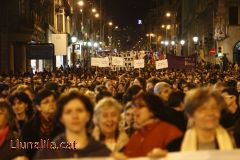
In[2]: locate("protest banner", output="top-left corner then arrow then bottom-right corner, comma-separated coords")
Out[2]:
134,59 -> 144,69
112,57 -> 124,66
156,59 -> 168,70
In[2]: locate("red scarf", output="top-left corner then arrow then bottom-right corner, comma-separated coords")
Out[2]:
0,126 -> 9,147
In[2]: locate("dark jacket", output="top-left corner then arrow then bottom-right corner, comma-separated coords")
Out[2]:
164,107 -> 188,132
34,133 -> 111,159
0,131 -> 26,160
21,112 -> 63,159
220,107 -> 240,129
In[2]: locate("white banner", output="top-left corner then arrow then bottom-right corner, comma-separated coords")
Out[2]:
99,57 -> 110,68
52,34 -> 67,55
72,150 -> 240,160
134,59 -> 144,69
112,57 -> 124,66
91,58 -> 101,67
156,59 -> 168,70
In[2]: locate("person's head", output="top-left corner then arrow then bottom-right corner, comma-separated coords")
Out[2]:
96,90 -> 112,103
17,85 -> 34,101
168,90 -> 185,111
184,88 -> 226,131
132,92 -> 166,127
93,97 -> 122,138
133,77 -> 146,90
34,89 -> 56,118
0,83 -> 9,100
154,82 -> 172,102
123,85 -> 142,104
146,77 -> 160,93
0,101 -> 14,130
55,91 -> 94,133
222,87 -> 239,113
124,102 -> 134,127
104,80 -> 115,94
8,91 -> 33,118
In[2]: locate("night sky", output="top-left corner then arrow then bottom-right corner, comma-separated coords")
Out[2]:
105,0 -> 154,49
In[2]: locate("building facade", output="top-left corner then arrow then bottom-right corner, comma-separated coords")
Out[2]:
181,0 -> 240,63
0,0 -> 73,74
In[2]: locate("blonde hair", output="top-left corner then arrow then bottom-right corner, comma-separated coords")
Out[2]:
93,97 -> 122,125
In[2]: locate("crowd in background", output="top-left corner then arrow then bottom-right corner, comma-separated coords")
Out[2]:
0,61 -> 240,160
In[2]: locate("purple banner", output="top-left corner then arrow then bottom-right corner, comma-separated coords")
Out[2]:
167,54 -> 196,69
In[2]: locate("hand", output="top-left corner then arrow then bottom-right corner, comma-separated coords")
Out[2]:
147,148 -> 167,159
111,152 -> 128,160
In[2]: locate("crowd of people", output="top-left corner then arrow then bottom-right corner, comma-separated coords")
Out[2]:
0,61 -> 240,160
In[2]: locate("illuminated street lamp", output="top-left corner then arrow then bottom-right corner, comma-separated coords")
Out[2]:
166,12 -> 171,17
92,8 -> 96,13
193,36 -> 199,54
95,13 -> 99,18
78,0 -> 84,7
171,41 -> 175,45
180,40 -> 185,45
102,21 -> 113,45
180,39 -> 185,56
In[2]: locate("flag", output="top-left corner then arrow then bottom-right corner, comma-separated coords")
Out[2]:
199,49 -> 205,61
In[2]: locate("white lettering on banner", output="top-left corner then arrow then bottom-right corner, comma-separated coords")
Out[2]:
64,149 -> 240,160
156,59 -> 168,70
134,59 -> 145,68
91,58 -> 101,66
52,34 -> 67,56
99,57 -> 110,68
112,57 -> 124,66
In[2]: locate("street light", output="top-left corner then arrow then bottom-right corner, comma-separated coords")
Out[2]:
95,13 -> 99,18
166,12 -> 171,17
171,41 -> 175,45
180,40 -> 185,55
102,21 -> 113,45
193,36 -> 199,54
92,8 -> 96,13
78,0 -> 84,6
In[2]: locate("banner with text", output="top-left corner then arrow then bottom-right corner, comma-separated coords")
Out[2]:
156,59 -> 168,70
167,54 -> 196,69
91,58 -> 101,66
134,59 -> 145,69
112,57 -> 124,66
99,57 -> 110,68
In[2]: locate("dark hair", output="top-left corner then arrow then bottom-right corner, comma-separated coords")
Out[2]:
55,91 -> 94,130
168,91 -> 185,108
222,87 -> 239,106
226,80 -> 237,88
147,77 -> 160,86
123,85 -> 142,103
0,101 -> 15,130
132,92 -> 167,120
135,77 -> 146,90
96,91 -> 112,102
8,91 -> 34,118
34,89 -> 55,105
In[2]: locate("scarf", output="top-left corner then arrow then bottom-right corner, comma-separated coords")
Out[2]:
0,126 -> 9,147
181,126 -> 234,151
39,114 -> 53,139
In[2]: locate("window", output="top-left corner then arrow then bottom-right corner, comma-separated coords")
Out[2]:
229,6 -> 238,25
